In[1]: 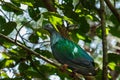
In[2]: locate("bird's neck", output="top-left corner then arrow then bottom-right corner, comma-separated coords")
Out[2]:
50,31 -> 62,46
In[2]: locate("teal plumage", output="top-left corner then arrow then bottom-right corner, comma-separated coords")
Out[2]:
44,24 -> 96,76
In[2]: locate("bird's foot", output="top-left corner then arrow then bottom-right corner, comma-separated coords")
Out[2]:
70,71 -> 77,78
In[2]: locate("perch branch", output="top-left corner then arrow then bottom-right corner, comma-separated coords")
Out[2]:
100,0 -> 108,80
0,33 -> 81,80
0,33 -> 59,67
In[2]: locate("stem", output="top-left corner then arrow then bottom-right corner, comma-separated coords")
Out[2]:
0,9 -> 10,21
104,0 -> 120,22
100,0 -> 108,80
15,20 -> 32,42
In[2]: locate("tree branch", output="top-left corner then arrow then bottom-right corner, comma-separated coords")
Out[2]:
0,33 -> 82,79
104,0 -> 120,22
100,0 -> 108,80
0,33 -> 59,67
42,0 -> 56,12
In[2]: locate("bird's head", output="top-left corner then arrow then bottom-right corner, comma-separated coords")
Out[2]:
43,23 -> 53,30
43,23 -> 58,34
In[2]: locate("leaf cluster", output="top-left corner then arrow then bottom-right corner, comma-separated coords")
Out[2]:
0,0 -> 120,80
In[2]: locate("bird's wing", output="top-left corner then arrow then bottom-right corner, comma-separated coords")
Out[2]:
53,38 -> 94,67
70,57 -> 94,68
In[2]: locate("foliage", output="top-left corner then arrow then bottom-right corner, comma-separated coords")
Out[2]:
0,0 -> 120,79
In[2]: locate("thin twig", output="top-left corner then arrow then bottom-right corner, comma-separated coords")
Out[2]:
100,0 -> 108,80
15,20 -> 32,42
15,28 -> 26,46
0,9 -> 10,21
15,13 -> 41,42
104,0 -> 120,22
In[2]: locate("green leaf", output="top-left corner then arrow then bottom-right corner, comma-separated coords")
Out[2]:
0,21 -> 17,35
108,62 -> 116,70
0,59 -> 14,69
25,70 -> 41,78
49,14 -> 63,25
95,69 -> 102,80
8,48 -> 28,62
10,0 -> 34,6
2,2 -> 23,15
43,12 -> 63,25
78,17 -> 90,33
109,15 -> 120,26
70,24 -> 91,43
70,30 -> 79,43
1,71 -> 9,78
109,15 -> 120,37
109,26 -> 120,37
11,0 -> 21,7
37,31 -> 47,39
0,59 -> 7,69
0,15 -> 6,27
28,7 -> 41,21
28,33 -> 39,43
33,0 -> 46,8
80,0 -> 95,10
5,60 -> 14,67
108,53 -> 120,64
96,27 -> 102,38
115,66 -> 120,73
35,49 -> 54,58
1,52 -> 10,59
19,62 -> 29,73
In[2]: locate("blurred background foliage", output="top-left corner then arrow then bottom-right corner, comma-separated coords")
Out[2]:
0,0 -> 120,80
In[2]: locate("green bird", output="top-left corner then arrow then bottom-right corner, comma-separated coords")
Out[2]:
43,24 -> 96,76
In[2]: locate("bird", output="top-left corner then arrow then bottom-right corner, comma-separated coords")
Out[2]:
43,23 -> 96,76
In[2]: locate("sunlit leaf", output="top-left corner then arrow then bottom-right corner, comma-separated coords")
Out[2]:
108,73 -> 112,79
108,62 -> 116,70
5,60 -> 14,67
76,33 -> 85,40
49,15 -> 63,25
37,31 -> 47,39
2,52 -> 10,59
86,15 -> 93,20
0,59 -> 14,69
11,0 -> 34,6
1,71 -> 9,78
